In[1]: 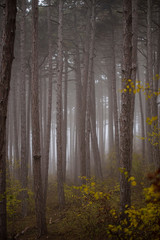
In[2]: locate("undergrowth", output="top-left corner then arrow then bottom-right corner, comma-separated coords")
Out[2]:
6,158 -> 160,240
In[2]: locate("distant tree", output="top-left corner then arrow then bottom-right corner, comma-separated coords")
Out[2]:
56,0 -> 65,208
109,6 -> 120,168
130,0 -> 138,165
31,0 -> 47,236
43,0 -> 53,211
88,0 -> 103,180
0,0 -> 17,239
20,0 -> 28,217
146,0 -> 153,165
62,52 -> 68,182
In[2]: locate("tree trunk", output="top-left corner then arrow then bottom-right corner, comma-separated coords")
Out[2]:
80,5 -> 91,180
108,69 -> 114,152
31,0 -> 47,236
20,0 -> 28,217
152,7 -> 160,169
120,0 -> 132,216
86,0 -> 103,180
12,73 -> 20,179
146,0 -> 153,165
109,7 -> 120,168
62,53 -> 68,182
90,84 -> 103,180
138,68 -> 145,161
56,0 -> 65,208
43,0 -> 53,210
0,1 -> 17,239
130,0 -> 138,168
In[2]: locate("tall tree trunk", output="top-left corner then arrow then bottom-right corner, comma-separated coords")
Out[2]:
152,7 -> 160,169
0,1 -> 17,239
109,7 -> 120,168
31,0 -> 47,236
73,11 -> 85,182
98,84 -> 104,162
26,63 -> 32,177
20,0 -> 28,217
138,67 -> 145,161
90,82 -> 103,179
43,0 -> 53,210
80,5 -> 91,180
62,53 -> 68,182
88,0 -> 102,180
120,0 -> 132,216
12,74 -> 20,179
130,0 -> 138,167
107,68 -> 114,152
56,0 -> 65,208
146,0 -> 153,164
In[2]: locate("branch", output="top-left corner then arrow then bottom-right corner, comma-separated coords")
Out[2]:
38,55 -> 48,68
138,48 -> 147,59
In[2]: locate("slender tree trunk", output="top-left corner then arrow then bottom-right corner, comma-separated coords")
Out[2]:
138,67 -> 145,161
26,64 -> 32,177
0,1 -> 17,239
62,53 -> 68,182
146,0 -> 153,164
108,69 -> 114,152
90,83 -> 103,179
73,12 -> 84,182
80,5 -> 91,179
43,0 -> 53,210
20,0 -> 28,217
120,0 -> 132,216
86,0 -> 103,180
56,0 -> 65,208
130,0 -> 138,168
109,7 -> 120,168
12,74 -> 20,179
31,0 -> 47,236
89,0 -> 103,179
98,85 -> 104,162
152,7 -> 160,168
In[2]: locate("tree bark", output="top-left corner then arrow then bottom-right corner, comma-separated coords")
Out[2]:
88,0 -> 103,180
120,0 -> 132,216
130,0 -> 138,168
109,7 -> 120,168
152,6 -> 160,169
31,0 -> 47,236
43,0 -> 53,210
74,12 -> 83,183
56,0 -> 65,208
0,1 -> 17,239
20,0 -> 28,217
62,53 -> 68,182
80,5 -> 91,180
146,0 -> 153,164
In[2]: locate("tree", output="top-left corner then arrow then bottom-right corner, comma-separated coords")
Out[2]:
89,0 -> 103,180
0,0 -> 17,239
20,0 -> 28,217
109,6 -> 120,168
62,52 -> 68,182
43,0 -> 53,211
120,0 -> 132,216
56,0 -> 65,208
146,0 -> 153,165
31,0 -> 47,236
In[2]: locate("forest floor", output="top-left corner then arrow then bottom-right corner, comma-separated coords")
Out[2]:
7,160 -> 160,240
8,180 -> 144,240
